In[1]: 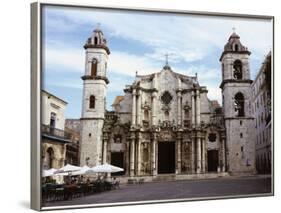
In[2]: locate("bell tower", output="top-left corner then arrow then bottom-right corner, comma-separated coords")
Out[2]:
80,26 -> 110,167
220,31 -> 256,174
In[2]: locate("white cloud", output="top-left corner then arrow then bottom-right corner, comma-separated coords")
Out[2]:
44,47 -> 84,72
206,86 -> 222,104
44,6 -> 272,72
48,81 -> 83,89
43,6 -> 272,111
109,51 -> 161,76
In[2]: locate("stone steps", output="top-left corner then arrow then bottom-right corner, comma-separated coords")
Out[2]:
116,172 -> 230,184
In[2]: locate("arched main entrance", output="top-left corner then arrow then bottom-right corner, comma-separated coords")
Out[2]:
207,150 -> 218,172
157,142 -> 175,174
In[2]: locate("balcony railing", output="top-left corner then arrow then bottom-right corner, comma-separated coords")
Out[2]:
42,124 -> 72,140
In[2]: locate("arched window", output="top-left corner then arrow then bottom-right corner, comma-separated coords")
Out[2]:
91,58 -> 97,77
144,109 -> 149,121
89,95 -> 95,109
184,109 -> 189,119
234,44 -> 239,51
164,111 -> 169,121
94,36 -> 98,45
234,92 -> 245,117
233,60 -> 242,79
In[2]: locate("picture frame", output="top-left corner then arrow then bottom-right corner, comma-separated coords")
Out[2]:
31,1 -> 274,211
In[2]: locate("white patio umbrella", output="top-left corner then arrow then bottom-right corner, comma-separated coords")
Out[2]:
55,164 -> 81,175
53,172 -> 70,176
42,168 -> 57,177
88,163 -> 124,173
72,165 -> 93,176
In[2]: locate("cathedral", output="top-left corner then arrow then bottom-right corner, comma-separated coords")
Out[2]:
79,27 -> 256,180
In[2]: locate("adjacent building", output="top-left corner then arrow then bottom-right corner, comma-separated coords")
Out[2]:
78,27 -> 257,180
41,90 -> 70,171
65,119 -> 81,166
41,91 -> 81,184
251,52 -> 272,174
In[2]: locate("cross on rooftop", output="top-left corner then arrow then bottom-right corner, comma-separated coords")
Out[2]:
96,23 -> 101,30
164,53 -> 169,65
164,53 -> 175,65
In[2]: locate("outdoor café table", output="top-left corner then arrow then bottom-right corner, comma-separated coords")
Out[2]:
55,187 -> 64,201
64,184 -> 78,200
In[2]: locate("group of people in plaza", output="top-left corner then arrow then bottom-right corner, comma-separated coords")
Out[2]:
42,175 -> 120,202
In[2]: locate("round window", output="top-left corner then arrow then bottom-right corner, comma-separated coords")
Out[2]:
161,91 -> 173,105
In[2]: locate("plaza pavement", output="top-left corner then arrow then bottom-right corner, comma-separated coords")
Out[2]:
44,175 -> 272,208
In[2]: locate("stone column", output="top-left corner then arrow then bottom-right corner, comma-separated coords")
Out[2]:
137,90 -> 142,126
62,144 -> 67,166
221,136 -> 226,172
102,139 -> 108,164
196,90 -> 201,127
132,89 -> 137,126
136,139 -> 142,176
196,136 -> 202,173
176,137 -> 182,174
201,137 -> 206,173
152,93 -> 157,126
130,134 -> 135,177
191,91 -> 195,127
152,74 -> 158,126
151,134 -> 157,176
191,137 -> 195,173
126,139 -> 130,176
177,92 -> 182,126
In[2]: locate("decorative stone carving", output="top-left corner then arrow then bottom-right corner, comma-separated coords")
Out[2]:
142,100 -> 151,110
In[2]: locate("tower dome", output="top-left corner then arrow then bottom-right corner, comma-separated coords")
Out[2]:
84,26 -> 110,54
220,31 -> 250,61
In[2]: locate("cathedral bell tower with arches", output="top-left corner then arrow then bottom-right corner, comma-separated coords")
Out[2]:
80,26 -> 110,167
220,31 -> 256,174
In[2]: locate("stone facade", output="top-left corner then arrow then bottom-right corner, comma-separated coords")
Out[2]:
79,28 -> 258,179
251,52 -> 272,174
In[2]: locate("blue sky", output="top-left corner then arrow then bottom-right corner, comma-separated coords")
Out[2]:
42,5 -> 273,119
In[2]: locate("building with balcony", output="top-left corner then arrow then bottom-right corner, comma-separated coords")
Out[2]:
251,52 -> 272,174
41,90 -> 70,174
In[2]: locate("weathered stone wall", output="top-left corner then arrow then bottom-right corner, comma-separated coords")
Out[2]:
81,80 -> 107,119
65,119 -> 81,133
42,140 -> 66,183
80,119 -> 104,167
225,119 -> 255,173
